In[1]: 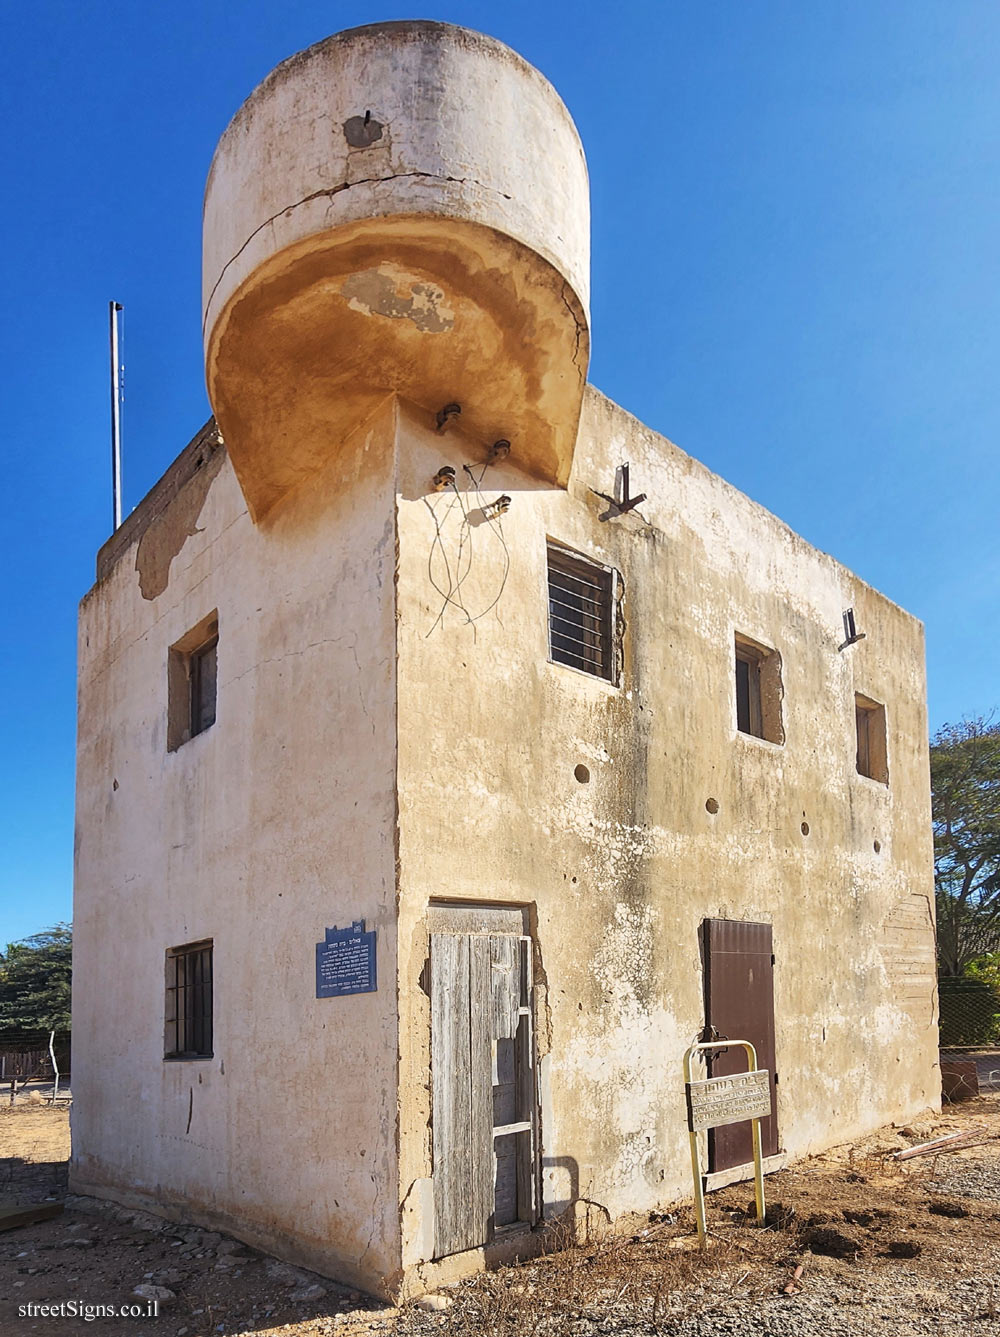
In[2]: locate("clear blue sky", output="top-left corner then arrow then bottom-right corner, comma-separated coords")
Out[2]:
3,1 -> 999,946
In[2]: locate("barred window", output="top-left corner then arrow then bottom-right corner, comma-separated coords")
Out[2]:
164,941 -> 213,1060
547,543 -> 615,682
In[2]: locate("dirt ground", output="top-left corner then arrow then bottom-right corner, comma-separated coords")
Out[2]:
2,1094 -> 999,1336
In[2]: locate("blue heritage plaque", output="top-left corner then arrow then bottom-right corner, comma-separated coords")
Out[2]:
315,920 -> 377,998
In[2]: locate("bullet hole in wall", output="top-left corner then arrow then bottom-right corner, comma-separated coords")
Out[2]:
874,839 -> 881,853
574,764 -> 590,783
801,822 -> 810,836
705,797 -> 719,814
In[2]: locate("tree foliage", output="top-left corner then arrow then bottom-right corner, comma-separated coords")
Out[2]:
966,951 -> 1000,994
0,924 -> 72,1036
932,718 -> 1000,976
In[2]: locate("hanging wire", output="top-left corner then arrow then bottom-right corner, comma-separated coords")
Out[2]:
423,457 -> 512,636
423,486 -> 466,635
459,462 -> 508,623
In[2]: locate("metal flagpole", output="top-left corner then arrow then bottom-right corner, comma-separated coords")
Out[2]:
109,301 -> 123,530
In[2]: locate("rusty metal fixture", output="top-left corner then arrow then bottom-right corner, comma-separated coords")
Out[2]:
435,403 -> 462,432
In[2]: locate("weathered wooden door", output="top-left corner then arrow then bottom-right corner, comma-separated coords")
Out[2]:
703,918 -> 779,1171
429,908 -> 536,1258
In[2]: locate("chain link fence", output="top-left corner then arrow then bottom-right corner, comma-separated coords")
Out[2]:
938,976 -> 1000,1047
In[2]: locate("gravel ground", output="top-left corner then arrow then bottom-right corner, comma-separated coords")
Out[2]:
927,1156 -> 1000,1202
2,1096 -> 1000,1336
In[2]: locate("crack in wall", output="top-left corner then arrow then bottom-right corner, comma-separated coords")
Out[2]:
559,280 -> 587,374
222,631 -> 363,688
223,634 -> 389,741
356,1170 -> 381,1273
203,171 -> 514,337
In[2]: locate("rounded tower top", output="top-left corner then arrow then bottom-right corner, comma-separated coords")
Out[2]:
202,20 -> 591,518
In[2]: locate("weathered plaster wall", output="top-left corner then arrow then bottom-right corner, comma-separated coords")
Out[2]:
74,382 -> 936,1299
393,387 -> 937,1277
72,400 -> 401,1295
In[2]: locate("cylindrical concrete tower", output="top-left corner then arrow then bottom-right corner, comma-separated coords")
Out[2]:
203,20 -> 591,519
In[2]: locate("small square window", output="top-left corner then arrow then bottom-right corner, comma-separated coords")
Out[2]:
168,612 -> 218,751
547,543 -> 616,682
734,634 -> 784,744
855,693 -> 888,784
164,941 -> 213,1060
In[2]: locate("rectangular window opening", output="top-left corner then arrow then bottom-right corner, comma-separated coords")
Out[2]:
855,693 -> 888,784
190,636 -> 218,738
734,634 -> 784,744
547,543 -> 616,683
164,940 -> 213,1060
168,611 -> 219,751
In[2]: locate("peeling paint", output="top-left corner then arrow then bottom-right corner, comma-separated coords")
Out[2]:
134,446 -> 225,600
341,267 -> 454,333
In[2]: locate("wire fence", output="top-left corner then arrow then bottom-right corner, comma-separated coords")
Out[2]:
938,977 -> 1000,1047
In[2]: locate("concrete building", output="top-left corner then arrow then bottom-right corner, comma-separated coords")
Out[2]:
72,20 -> 938,1301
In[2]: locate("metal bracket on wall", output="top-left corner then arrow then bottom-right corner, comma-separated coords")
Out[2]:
838,607 -> 866,651
591,462 -> 647,521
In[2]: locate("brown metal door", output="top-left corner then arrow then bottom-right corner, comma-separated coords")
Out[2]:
704,918 -> 779,1171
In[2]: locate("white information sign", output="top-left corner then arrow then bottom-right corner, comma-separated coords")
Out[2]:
686,1069 -> 771,1132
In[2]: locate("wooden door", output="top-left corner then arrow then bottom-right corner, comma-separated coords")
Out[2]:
430,917 -> 536,1258
704,918 -> 779,1171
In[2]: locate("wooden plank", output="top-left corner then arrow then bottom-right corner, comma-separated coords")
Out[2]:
703,1152 -> 788,1193
493,1133 -> 519,1227
893,1128 -> 982,1160
431,933 -> 472,1258
470,936 -> 495,1248
0,1202 -> 64,1232
427,905 -> 527,936
514,1010 -> 536,1223
490,936 -> 520,1041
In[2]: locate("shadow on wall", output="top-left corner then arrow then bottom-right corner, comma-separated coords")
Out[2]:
541,1154 -> 612,1237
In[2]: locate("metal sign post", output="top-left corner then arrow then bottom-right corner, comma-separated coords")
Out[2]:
683,1039 -> 770,1248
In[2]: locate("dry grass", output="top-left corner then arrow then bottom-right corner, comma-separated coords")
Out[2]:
396,1215 -> 786,1336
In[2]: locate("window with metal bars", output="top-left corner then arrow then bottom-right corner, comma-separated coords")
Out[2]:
164,941 -> 213,1059
546,543 -> 616,682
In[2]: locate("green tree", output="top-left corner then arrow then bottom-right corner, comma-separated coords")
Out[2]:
0,924 -> 72,1036
932,718 -> 1000,976
966,952 -> 1000,993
